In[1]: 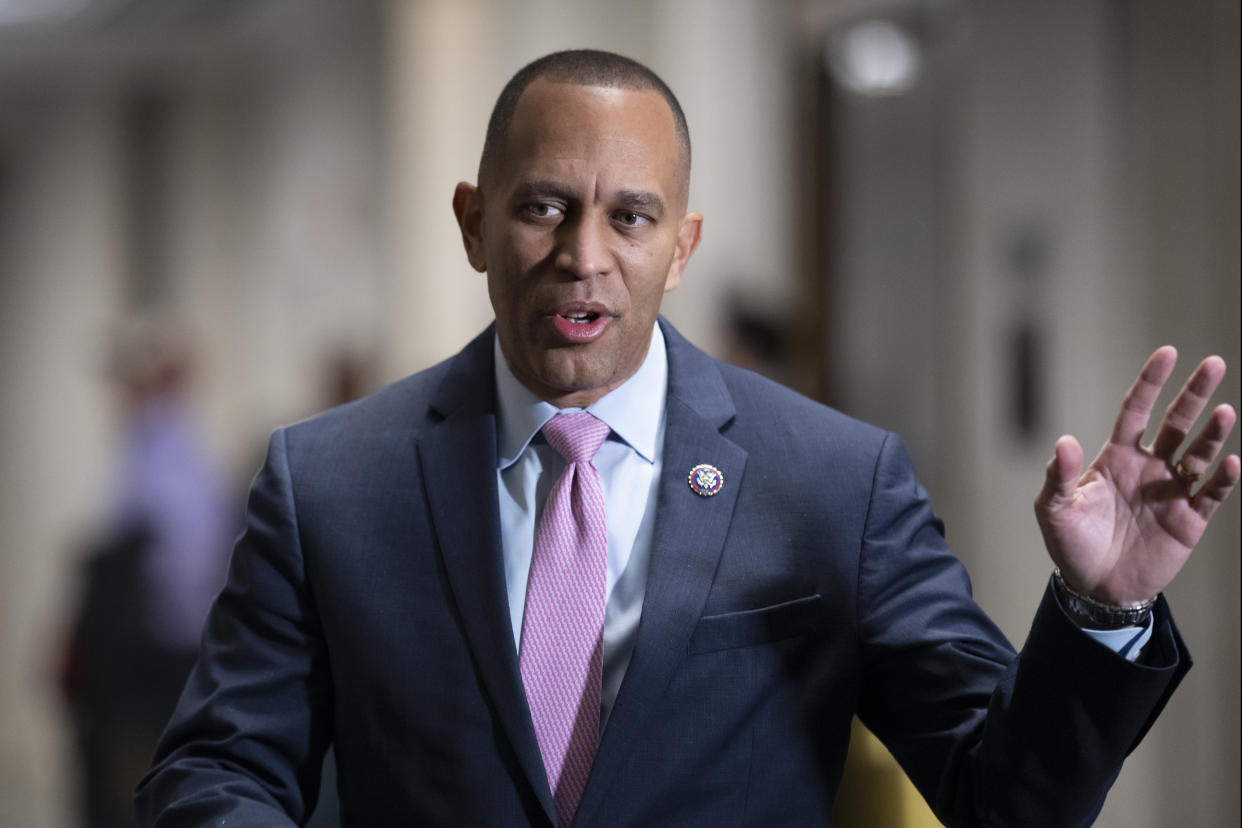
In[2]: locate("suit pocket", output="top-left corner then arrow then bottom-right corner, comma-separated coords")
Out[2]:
687,594 -> 822,654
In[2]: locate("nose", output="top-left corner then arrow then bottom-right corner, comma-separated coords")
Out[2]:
554,214 -> 610,279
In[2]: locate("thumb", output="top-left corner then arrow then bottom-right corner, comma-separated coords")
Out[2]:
1040,434 -> 1084,503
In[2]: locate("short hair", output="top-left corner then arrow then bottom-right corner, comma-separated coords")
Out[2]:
477,49 -> 691,198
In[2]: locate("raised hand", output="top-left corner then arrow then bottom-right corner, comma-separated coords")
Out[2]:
1034,346 -> 1240,606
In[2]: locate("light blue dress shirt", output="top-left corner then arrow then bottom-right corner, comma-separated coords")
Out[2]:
1078,614 -> 1151,661
495,324 -> 667,726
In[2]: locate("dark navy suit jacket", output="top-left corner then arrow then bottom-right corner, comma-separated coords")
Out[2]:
136,320 -> 1189,826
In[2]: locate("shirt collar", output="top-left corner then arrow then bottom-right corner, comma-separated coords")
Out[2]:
494,323 -> 667,469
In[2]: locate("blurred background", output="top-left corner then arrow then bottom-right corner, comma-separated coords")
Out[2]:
0,0 -> 1236,826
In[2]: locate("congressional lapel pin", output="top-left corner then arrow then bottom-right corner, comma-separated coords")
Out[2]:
688,463 -> 724,497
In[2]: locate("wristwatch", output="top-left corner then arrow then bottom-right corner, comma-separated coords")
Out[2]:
1053,569 -> 1156,629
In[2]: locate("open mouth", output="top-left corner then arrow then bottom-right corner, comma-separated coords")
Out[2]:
550,307 -> 610,342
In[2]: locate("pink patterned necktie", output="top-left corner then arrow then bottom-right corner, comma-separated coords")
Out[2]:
519,412 -> 610,827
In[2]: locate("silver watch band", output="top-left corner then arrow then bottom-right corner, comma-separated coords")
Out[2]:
1053,569 -> 1156,629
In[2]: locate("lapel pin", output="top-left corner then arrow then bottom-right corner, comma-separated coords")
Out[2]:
688,464 -> 724,497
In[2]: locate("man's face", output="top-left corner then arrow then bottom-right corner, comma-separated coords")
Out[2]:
454,79 -> 701,408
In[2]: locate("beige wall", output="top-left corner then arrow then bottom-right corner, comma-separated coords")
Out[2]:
0,86 -> 127,828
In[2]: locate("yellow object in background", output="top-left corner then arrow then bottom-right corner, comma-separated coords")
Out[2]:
832,718 -> 942,827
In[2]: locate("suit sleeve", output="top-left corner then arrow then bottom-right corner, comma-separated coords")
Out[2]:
135,429 -> 332,827
855,432 -> 1190,828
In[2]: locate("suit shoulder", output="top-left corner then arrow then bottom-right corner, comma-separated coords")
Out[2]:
280,354 -> 457,451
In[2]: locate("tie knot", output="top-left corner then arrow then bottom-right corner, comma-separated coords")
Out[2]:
541,412 -> 610,464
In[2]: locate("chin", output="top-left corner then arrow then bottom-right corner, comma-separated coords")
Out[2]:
536,358 -> 614,397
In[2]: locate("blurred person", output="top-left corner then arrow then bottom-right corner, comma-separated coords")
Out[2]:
136,51 -> 1238,826
718,292 -> 791,384
319,346 -> 376,410
59,316 -> 234,828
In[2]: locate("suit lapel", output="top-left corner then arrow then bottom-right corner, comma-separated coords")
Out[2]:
575,320 -> 748,826
415,329 -> 557,824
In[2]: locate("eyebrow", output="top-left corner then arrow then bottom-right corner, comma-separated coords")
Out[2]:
511,181 -> 666,219
511,180 -> 576,203
614,190 -> 666,219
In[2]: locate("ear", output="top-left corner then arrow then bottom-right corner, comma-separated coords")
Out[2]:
452,182 -> 487,272
663,211 -> 703,292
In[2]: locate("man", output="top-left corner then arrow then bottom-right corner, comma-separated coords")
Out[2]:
136,50 -> 1239,827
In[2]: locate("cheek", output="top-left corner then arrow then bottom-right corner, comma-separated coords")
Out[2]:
620,249 -> 675,305
486,247 -> 532,309
505,225 -> 555,269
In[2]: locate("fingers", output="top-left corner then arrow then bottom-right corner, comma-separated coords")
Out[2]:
1150,355 -> 1228,459
1194,453 -> 1242,522
1111,346 -> 1178,447
1040,434 -> 1083,502
1181,403 -> 1239,522
1174,403 -> 1238,480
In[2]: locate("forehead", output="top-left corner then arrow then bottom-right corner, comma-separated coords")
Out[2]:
494,79 -> 683,199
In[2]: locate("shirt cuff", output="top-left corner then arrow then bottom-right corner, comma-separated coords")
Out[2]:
1080,620 -> 1153,662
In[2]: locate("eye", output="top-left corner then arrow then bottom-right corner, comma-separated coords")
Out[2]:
521,202 -> 564,221
613,211 -> 649,228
